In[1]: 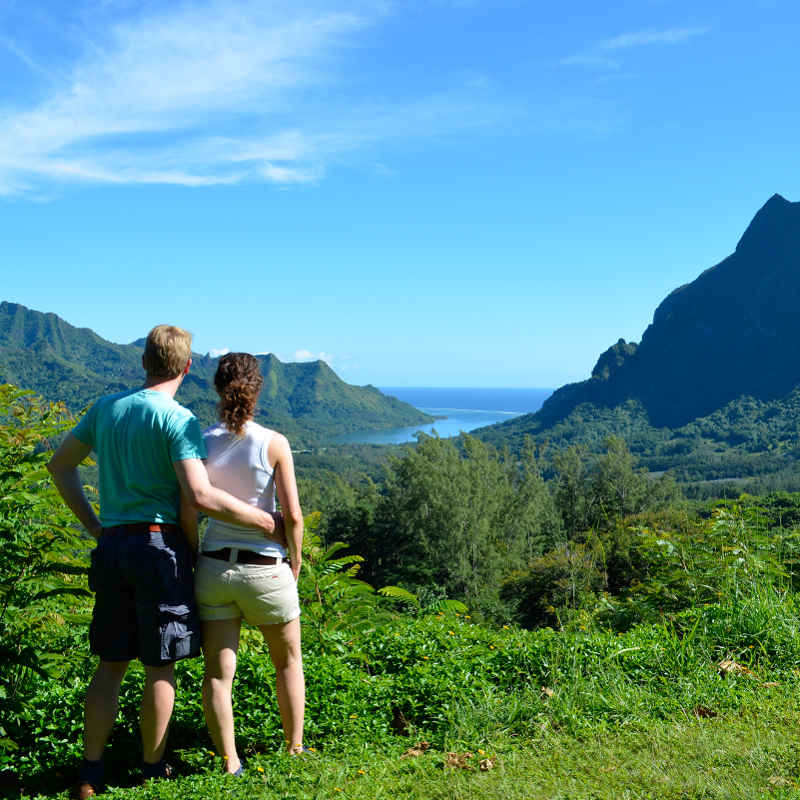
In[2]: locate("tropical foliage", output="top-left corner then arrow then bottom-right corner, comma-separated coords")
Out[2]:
6,383 -> 800,798
0,386 -> 92,757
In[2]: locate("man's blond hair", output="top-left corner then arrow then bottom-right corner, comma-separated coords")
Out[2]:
143,325 -> 193,379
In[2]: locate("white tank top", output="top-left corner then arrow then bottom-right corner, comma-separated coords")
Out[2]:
202,420 -> 286,558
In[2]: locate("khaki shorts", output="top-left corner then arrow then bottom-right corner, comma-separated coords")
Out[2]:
195,554 -> 300,626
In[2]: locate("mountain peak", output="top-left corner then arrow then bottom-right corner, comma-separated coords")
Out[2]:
735,192 -> 799,253
0,301 -> 432,444
485,193 -> 800,433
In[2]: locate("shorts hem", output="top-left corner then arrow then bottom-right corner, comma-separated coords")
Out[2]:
139,648 -> 202,667
197,609 -> 244,623
91,649 -> 138,664
243,609 -> 301,628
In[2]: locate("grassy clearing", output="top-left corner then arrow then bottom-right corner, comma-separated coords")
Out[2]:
11,591 -> 800,799
26,686 -> 800,800
9,587 -> 800,799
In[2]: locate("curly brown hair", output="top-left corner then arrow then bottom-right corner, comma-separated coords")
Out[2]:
214,352 -> 263,436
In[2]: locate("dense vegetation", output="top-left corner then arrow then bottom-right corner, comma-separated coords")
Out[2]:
8,383 -> 800,798
478,390 -> 800,490
0,301 -> 431,447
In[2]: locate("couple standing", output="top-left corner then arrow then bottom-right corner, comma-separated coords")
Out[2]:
47,325 -> 305,798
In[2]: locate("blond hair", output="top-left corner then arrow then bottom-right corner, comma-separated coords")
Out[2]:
142,325 -> 192,379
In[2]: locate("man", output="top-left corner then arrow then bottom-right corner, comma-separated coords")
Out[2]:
48,325 -> 280,799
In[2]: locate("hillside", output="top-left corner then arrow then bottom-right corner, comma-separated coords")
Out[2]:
0,301 -> 431,446
478,194 -> 800,484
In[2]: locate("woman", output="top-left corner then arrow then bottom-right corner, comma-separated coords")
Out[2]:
186,352 -> 305,773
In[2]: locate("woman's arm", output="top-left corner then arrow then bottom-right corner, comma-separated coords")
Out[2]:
269,433 -> 303,581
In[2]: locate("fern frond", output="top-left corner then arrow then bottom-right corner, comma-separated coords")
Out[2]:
377,585 -> 420,606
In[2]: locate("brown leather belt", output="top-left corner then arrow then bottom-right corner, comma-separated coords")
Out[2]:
103,522 -> 183,536
203,548 -> 289,565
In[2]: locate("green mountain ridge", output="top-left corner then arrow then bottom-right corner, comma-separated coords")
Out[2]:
477,193 -> 800,485
0,301 -> 432,446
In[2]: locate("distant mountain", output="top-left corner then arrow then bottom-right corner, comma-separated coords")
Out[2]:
478,194 -> 800,483
0,302 -> 432,446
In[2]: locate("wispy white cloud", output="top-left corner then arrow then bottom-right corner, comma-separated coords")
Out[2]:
0,2 -> 369,193
0,34 -> 51,78
599,27 -> 710,51
561,25 -> 709,71
208,347 -> 230,357
0,0 -> 505,195
293,349 -> 334,364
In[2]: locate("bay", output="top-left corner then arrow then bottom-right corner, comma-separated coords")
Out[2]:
336,387 -> 553,445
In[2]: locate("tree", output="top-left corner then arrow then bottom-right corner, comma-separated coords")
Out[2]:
553,436 -> 681,536
363,434 -> 561,620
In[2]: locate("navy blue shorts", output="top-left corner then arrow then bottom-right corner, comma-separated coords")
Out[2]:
88,524 -> 201,667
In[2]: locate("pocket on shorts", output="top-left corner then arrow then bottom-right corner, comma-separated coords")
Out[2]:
194,556 -> 226,605
158,603 -> 201,663
242,562 -> 293,588
88,541 -> 112,594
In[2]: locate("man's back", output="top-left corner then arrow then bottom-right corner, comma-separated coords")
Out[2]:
72,388 -> 205,526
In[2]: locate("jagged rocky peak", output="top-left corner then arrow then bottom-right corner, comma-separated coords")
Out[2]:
591,339 -> 637,381
482,192 -> 800,435
735,193 -> 800,253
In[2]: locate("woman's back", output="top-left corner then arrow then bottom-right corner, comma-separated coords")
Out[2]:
202,420 -> 285,557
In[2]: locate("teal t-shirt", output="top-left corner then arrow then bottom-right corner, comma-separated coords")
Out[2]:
72,388 -> 207,526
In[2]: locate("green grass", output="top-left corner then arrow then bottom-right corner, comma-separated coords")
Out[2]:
15,596 -> 800,800
24,688 -> 800,799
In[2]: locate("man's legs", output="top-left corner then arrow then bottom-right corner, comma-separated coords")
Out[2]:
201,618 -> 242,774
140,663 -> 177,766
83,660 -> 130,761
259,617 -> 305,753
75,660 -> 129,796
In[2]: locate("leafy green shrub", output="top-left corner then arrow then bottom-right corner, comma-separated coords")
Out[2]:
500,540 -> 605,628
0,385 -> 93,761
504,498 -> 800,634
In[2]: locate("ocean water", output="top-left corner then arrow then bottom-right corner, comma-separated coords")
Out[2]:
336,386 -> 553,445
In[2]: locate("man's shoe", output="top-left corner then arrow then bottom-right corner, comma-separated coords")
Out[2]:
71,781 -> 97,799
141,760 -> 174,783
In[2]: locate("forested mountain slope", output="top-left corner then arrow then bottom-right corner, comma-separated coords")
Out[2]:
0,301 -> 431,446
478,194 -> 800,483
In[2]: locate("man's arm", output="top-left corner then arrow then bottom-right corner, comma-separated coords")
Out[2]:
47,434 -> 103,539
270,434 -> 304,581
173,458 -> 278,536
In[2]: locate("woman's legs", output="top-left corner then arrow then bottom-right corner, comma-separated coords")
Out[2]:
258,617 -> 305,753
201,618 -> 242,773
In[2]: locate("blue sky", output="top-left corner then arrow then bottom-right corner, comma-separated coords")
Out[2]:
1,0 -> 798,388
